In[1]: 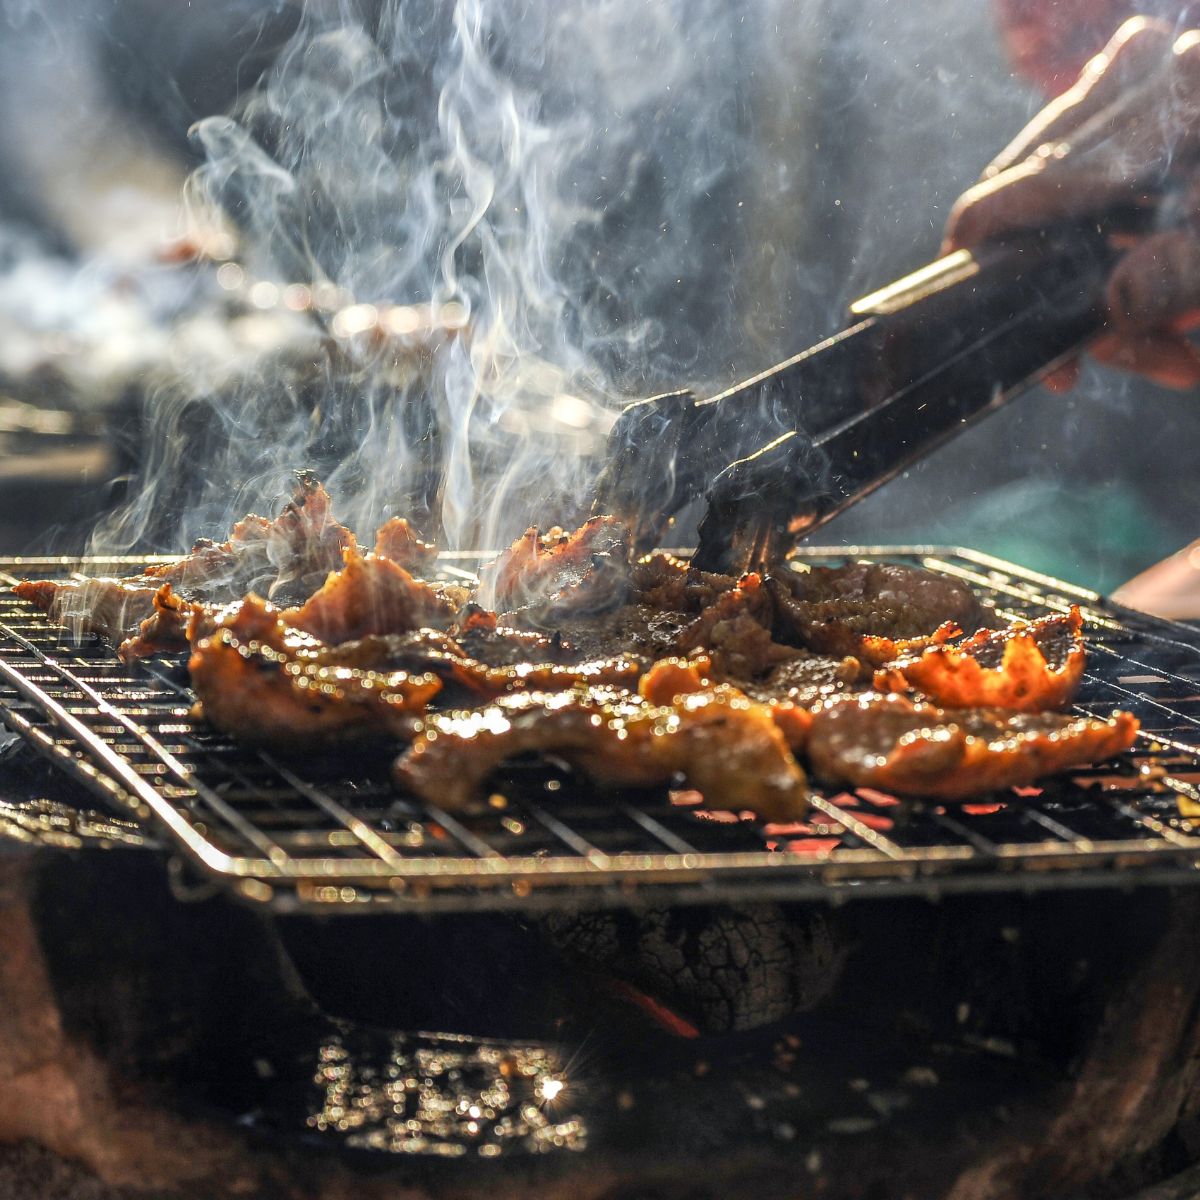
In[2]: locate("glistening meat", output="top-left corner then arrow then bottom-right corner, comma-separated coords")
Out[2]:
13,479 -> 1140,818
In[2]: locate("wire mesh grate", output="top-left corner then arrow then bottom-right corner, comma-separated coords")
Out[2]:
1,548 -> 1200,913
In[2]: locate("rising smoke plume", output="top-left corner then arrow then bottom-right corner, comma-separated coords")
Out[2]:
91,0 -> 798,555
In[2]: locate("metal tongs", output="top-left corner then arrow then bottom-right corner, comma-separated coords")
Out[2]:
592,205 -> 1160,575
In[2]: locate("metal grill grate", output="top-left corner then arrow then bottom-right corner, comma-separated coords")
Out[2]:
2,548 -> 1200,913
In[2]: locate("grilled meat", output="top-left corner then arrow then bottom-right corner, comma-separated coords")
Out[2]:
805,692 -> 1138,799
747,653 -> 872,708
673,572 -> 799,680
482,516 -> 631,619
320,629 -> 645,701
118,585 -> 214,661
188,596 -> 441,749
14,500 -> 1140,805
284,550 -> 465,643
142,471 -> 356,602
15,474 -> 358,644
395,663 -> 810,820
372,517 -> 438,571
629,552 -> 739,612
14,576 -> 166,644
768,561 -> 995,660
874,607 -> 1086,711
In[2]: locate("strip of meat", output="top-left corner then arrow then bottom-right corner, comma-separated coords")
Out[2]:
856,622 -> 962,669
13,576 -> 164,643
394,681 -> 810,820
630,552 -> 739,612
284,550 -> 466,643
637,656 -> 814,751
372,517 -> 438,572
874,607 -> 1086,712
189,597 -> 440,749
143,471 -> 356,601
673,573 -> 799,681
768,561 -> 994,658
117,585 -> 216,661
748,653 -> 872,708
323,630 -> 646,701
805,692 -> 1138,799
15,473 -> 357,644
481,517 -> 631,617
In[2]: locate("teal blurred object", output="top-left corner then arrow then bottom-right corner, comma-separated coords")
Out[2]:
835,479 -> 1184,596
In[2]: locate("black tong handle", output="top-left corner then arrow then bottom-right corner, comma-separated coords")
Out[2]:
690,217 -> 1127,572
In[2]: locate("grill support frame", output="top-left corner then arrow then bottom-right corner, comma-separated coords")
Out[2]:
2,546 -> 1199,913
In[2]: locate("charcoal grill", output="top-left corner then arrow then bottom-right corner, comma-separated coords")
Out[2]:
1,547 -> 1199,914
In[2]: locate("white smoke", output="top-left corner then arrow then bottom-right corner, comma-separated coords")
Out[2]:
89,0 -> 794,555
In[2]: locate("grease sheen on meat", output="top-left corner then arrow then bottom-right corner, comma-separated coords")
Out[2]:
806,692 -> 1138,799
395,667 -> 810,821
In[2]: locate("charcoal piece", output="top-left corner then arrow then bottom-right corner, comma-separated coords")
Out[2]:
542,903 -> 847,1033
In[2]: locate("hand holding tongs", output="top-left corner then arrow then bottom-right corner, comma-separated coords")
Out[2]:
593,17 -> 1200,575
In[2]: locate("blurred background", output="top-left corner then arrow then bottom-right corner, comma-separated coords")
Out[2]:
0,0 -> 1191,592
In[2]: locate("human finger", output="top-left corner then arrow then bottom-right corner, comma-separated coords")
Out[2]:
985,17 -> 1175,179
942,155 -> 1151,252
1106,229 -> 1200,331
1090,329 -> 1200,388
1042,359 -> 1081,393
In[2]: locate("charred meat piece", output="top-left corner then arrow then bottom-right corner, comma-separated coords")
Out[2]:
454,619 -> 572,666
372,517 -> 438,572
189,597 -> 441,749
526,568 -> 792,682
395,674 -> 810,820
284,551 -> 466,643
768,561 -> 994,659
747,653 -> 872,708
526,604 -> 695,662
481,517 -> 632,619
14,576 -> 165,644
143,471 -> 357,602
805,692 -> 1138,799
636,655 -> 814,750
630,552 -> 739,612
673,572 -> 798,681
855,622 -> 963,669
118,585 -> 217,662
315,628 -> 646,702
14,474 -> 358,644
875,607 -> 1086,711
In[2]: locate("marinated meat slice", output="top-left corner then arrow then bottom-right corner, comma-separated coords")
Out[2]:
748,653 -> 872,707
528,604 -> 695,662
372,517 -> 437,572
481,517 -> 631,617
189,597 -> 440,749
637,655 -> 713,704
455,623 -> 570,667
806,692 -> 1138,799
284,551 -> 465,643
630,552 -> 739,612
673,573 -> 798,681
144,471 -> 356,600
13,576 -> 162,642
395,682 -> 810,820
15,474 -> 357,643
769,561 -> 994,658
117,585 -> 217,661
856,622 -> 962,669
322,630 -> 646,700
875,607 -> 1086,712
637,655 -> 814,750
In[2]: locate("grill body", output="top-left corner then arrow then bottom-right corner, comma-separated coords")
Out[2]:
2,547 -> 1199,913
